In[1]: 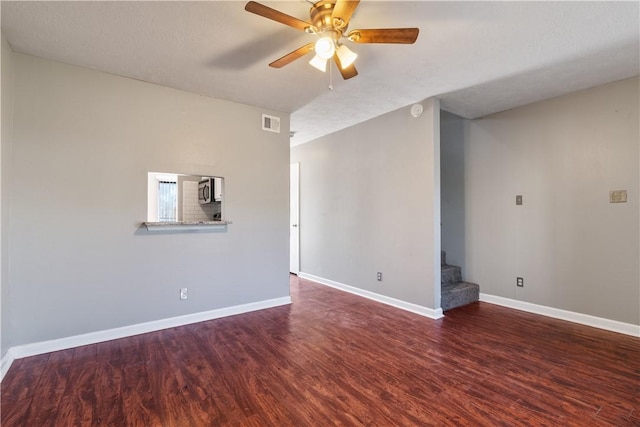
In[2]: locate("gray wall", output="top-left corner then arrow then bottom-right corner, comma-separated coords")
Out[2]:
1,35 -> 15,358
5,53 -> 290,348
464,77 -> 639,325
291,99 -> 441,309
440,110 -> 466,272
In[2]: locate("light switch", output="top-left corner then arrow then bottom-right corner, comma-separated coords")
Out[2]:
609,190 -> 627,203
516,195 -> 523,206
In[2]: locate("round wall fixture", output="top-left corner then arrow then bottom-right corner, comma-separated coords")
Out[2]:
411,103 -> 424,118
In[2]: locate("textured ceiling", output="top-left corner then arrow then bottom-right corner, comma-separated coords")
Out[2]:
2,1 -> 639,145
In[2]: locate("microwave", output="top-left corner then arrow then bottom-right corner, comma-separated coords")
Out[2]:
198,178 -> 221,204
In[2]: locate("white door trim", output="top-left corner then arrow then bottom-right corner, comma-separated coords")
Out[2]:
290,163 -> 300,274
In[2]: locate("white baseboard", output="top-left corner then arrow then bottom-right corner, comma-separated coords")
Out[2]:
299,272 -> 444,319
480,293 -> 640,337
0,349 -> 15,381
0,296 -> 291,382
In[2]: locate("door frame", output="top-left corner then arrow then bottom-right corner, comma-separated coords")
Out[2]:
290,163 -> 300,274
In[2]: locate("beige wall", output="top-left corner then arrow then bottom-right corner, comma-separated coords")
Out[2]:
6,53 -> 290,348
291,99 -> 441,310
464,77 -> 639,324
1,35 -> 15,359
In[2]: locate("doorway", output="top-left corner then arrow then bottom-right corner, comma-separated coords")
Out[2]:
290,163 -> 300,274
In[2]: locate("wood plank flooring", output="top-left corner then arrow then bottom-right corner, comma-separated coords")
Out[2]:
2,275 -> 639,426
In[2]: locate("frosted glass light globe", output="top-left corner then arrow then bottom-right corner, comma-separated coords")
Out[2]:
315,37 -> 335,60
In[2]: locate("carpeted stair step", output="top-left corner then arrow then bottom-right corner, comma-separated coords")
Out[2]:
441,264 -> 462,286
441,281 -> 480,311
440,251 -> 479,311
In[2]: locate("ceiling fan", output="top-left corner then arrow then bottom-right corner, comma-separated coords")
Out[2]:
244,0 -> 419,80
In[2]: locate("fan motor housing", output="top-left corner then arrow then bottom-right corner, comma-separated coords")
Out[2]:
310,1 -> 339,31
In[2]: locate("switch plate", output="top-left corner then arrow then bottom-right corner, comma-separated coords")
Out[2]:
516,277 -> 524,287
516,195 -> 523,206
609,190 -> 627,203
180,288 -> 188,300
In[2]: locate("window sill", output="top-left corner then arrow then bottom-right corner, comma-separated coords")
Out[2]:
143,221 -> 231,232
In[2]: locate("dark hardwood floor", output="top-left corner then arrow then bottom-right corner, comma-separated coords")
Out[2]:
2,275 -> 639,426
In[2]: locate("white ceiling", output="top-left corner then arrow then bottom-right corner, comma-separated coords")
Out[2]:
2,1 -> 639,145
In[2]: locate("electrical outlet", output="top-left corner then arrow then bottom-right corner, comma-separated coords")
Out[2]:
180,288 -> 188,300
516,277 -> 524,287
377,272 -> 383,281
516,195 -> 523,205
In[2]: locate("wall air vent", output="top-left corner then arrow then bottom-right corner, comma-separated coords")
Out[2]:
262,114 -> 281,133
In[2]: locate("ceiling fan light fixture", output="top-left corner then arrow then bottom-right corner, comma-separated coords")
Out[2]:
309,54 -> 328,72
245,0 -> 419,81
336,44 -> 358,69
314,36 -> 335,60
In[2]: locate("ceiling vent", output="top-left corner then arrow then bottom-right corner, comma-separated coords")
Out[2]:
262,114 -> 280,133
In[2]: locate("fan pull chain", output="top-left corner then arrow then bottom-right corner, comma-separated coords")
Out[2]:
328,62 -> 334,90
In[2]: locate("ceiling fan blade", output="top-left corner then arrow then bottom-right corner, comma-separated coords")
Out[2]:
245,1 -> 312,32
331,0 -> 360,28
334,55 -> 358,80
269,43 -> 315,68
347,28 -> 419,44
